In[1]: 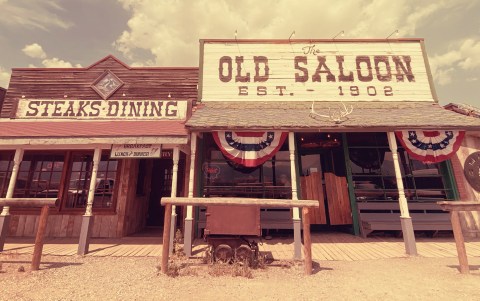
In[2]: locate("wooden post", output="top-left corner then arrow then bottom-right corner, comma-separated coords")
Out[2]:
387,132 -> 417,256
161,203 -> 172,274
0,148 -> 23,251
31,205 -> 49,271
302,207 -> 313,275
184,133 -> 197,257
289,132 -> 302,260
78,147 -> 101,255
169,147 -> 180,255
450,210 -> 469,274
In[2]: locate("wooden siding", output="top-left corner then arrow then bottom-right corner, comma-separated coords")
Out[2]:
7,212 -> 126,238
451,133 -> 480,237
201,41 -> 434,102
1,55 -> 198,118
0,87 -> 6,113
122,161 -> 150,236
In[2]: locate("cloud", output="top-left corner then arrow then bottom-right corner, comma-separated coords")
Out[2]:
22,43 -> 47,59
0,66 -> 11,88
21,42 -> 81,68
0,0 -> 72,30
114,0 -> 469,66
41,58 -> 81,68
429,38 -> 480,85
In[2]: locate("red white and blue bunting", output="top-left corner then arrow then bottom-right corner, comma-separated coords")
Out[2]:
395,130 -> 465,163
212,131 -> 288,167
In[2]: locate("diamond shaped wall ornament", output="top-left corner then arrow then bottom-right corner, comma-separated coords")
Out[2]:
91,70 -> 124,100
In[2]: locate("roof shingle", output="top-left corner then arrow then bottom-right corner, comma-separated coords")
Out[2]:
186,101 -> 480,131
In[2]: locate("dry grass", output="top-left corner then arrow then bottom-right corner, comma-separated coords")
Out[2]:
0,251 -> 21,274
207,261 -> 253,278
159,231 -> 269,278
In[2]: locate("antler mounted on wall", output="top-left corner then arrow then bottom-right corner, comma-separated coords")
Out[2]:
309,101 -> 353,124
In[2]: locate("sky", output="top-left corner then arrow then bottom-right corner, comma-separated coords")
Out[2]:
0,0 -> 479,107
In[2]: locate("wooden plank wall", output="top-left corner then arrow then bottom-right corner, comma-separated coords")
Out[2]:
8,214 -> 123,238
2,56 -> 198,118
0,87 -> 6,113
451,133 -> 480,237
123,162 -> 149,236
300,172 -> 327,224
9,214 -> 83,237
114,158 -> 152,237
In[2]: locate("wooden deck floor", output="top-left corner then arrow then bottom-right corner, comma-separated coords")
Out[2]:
3,233 -> 480,261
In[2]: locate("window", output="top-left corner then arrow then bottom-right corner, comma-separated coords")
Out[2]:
347,132 -> 449,202
1,150 -> 118,212
14,152 -> 65,198
0,151 -> 14,197
202,133 -> 291,199
65,151 -> 118,210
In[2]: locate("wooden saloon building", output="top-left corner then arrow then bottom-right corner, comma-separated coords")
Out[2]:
1,39 -> 480,259
0,56 -> 197,253
182,38 -> 480,258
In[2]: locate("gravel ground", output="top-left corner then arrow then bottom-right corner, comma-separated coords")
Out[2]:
1,252 -> 480,301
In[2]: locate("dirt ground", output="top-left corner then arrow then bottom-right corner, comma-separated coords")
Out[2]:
1,252 -> 480,301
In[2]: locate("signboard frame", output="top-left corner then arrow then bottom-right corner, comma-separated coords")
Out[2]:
110,144 -> 162,159
199,39 -> 437,103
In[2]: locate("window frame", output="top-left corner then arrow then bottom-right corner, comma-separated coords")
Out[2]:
60,150 -> 120,214
346,132 -> 452,202
3,150 -> 120,215
201,133 -> 292,199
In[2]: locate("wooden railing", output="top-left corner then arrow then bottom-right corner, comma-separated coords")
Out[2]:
160,197 -> 319,275
437,201 -> 480,274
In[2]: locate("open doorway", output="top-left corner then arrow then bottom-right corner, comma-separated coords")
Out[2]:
298,133 -> 353,232
146,159 -> 173,227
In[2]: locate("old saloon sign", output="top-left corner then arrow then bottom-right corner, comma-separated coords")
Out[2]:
200,40 -> 435,102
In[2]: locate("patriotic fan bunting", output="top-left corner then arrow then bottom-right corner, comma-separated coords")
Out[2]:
212,131 -> 288,167
395,130 -> 465,163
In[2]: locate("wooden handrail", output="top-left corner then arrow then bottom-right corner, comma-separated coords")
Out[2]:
437,201 -> 480,212
161,197 -> 319,208
0,198 -> 59,207
0,198 -> 59,271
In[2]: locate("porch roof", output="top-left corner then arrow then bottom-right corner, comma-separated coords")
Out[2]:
0,120 -> 189,145
186,101 -> 480,131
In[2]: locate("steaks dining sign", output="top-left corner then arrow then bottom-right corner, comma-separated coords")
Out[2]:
200,40 -> 435,102
15,99 -> 188,120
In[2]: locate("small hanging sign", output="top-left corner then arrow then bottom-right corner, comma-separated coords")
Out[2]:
110,144 -> 162,158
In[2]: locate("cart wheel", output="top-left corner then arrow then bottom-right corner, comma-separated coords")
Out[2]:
235,244 -> 253,265
214,244 -> 233,263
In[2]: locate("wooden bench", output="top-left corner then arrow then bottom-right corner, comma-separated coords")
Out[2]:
357,201 -> 452,238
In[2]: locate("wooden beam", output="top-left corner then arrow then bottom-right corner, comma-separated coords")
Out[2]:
161,197 -> 319,208
161,203 -> 172,274
450,210 -> 469,274
437,201 -> 480,212
31,205 -> 49,271
302,207 -> 313,275
0,136 -> 188,146
0,198 -> 58,207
